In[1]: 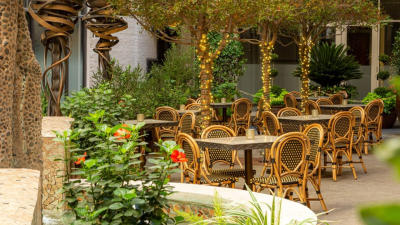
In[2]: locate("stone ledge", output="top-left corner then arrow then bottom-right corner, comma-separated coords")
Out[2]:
0,169 -> 41,225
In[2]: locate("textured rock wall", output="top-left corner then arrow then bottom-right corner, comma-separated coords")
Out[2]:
41,117 -> 73,211
0,0 -> 43,170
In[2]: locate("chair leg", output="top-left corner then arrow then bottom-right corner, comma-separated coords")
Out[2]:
350,161 -> 358,180
305,186 -> 311,208
337,153 -> 343,176
309,179 -> 328,212
230,182 -> 235,189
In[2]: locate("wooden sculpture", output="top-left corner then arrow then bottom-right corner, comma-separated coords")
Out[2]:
29,0 -> 83,116
83,0 -> 128,80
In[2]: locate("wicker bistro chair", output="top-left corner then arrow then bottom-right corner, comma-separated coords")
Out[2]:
303,124 -> 328,211
176,133 -> 236,187
185,103 -> 201,110
229,98 -> 252,135
177,112 -> 196,138
261,111 -> 282,136
349,107 -> 367,173
329,93 -> 344,105
200,125 -> 251,179
284,93 -> 298,108
250,132 -> 310,204
253,100 -> 265,134
277,107 -> 302,133
322,112 -> 357,181
304,100 -> 321,115
154,106 -> 180,141
316,98 -> 334,114
186,98 -> 196,105
364,99 -> 384,154
289,91 -> 301,97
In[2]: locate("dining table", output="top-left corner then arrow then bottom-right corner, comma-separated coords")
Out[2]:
319,103 -> 365,114
195,135 -> 279,188
177,109 -> 201,116
278,114 -> 333,132
210,102 -> 233,122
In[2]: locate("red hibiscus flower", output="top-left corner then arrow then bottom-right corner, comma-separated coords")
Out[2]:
113,124 -> 131,140
75,152 -> 87,165
170,150 -> 188,163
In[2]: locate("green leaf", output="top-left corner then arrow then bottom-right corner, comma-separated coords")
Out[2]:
360,204 -> 400,225
109,202 -> 125,210
84,159 -> 97,169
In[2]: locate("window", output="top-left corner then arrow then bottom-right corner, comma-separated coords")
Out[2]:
381,0 -> 400,20
347,26 -> 372,65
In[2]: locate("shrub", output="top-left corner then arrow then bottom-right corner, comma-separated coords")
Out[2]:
362,88 -> 396,114
294,42 -> 362,87
208,32 -> 246,84
61,84 -> 136,150
392,31 -> 400,74
377,71 -> 391,81
57,112 -> 181,224
253,86 -> 288,106
213,82 -> 239,102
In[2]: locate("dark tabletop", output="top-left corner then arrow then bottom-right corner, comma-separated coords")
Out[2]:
319,104 -> 365,110
278,114 -> 333,123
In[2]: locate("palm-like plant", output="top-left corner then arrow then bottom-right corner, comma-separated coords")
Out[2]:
294,43 -> 362,87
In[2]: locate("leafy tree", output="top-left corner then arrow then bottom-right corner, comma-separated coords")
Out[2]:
240,0 -> 295,110
294,42 -> 362,87
282,0 -> 382,108
110,0 -> 252,129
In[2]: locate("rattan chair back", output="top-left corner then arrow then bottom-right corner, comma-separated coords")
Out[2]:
329,94 -> 344,105
201,125 -> 236,168
185,103 -> 201,110
277,107 -> 302,117
269,132 -> 309,187
303,124 -> 324,173
349,106 -> 365,143
155,106 -> 179,140
231,98 -> 252,134
316,98 -> 333,105
195,98 -> 202,104
284,93 -> 297,108
304,100 -> 321,115
176,133 -> 200,171
177,112 -> 196,137
365,99 -> 383,126
186,98 -> 196,105
328,112 -> 354,146
289,91 -> 301,97
261,111 -> 281,136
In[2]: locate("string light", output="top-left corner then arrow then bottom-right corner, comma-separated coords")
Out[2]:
196,33 -> 231,129
298,36 -> 313,111
260,41 -> 274,111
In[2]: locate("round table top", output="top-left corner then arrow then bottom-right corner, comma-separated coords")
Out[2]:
195,135 -> 278,150
124,119 -> 178,129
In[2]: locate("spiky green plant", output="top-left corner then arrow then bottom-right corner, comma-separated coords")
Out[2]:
294,43 -> 362,87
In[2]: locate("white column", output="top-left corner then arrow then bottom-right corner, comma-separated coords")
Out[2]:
335,26 -> 347,46
371,24 -> 380,91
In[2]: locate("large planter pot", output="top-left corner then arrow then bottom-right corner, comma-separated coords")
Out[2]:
382,110 -> 397,129
396,94 -> 400,122
271,105 -> 285,115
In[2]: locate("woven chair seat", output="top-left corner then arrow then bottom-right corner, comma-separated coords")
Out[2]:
199,174 -> 237,184
250,175 -> 299,186
210,168 -> 256,177
160,133 -> 175,140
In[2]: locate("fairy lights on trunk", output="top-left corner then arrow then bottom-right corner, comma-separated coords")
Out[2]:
260,41 -> 274,111
298,36 -> 314,111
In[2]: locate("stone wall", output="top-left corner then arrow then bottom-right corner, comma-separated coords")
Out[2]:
41,117 -> 74,211
0,169 -> 42,225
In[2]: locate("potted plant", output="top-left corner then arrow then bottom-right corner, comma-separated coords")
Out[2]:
363,87 -> 397,128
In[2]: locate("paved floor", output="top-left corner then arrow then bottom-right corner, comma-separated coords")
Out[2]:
171,126 -> 400,225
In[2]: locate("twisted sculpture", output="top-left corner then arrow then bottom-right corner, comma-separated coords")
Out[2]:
83,0 -> 128,80
29,0 -> 83,116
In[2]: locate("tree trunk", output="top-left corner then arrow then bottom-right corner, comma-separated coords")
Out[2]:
298,38 -> 313,110
0,0 -> 43,170
197,38 -> 214,129
260,42 -> 274,111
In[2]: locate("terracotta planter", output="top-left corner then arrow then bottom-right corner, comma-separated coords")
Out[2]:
271,105 -> 285,115
382,110 -> 397,129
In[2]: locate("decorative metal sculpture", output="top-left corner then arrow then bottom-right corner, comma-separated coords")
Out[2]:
83,0 -> 128,80
29,0 -> 83,116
